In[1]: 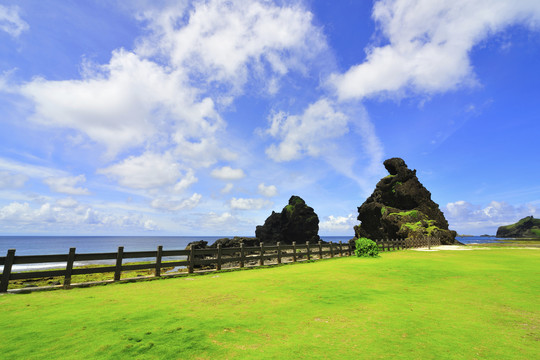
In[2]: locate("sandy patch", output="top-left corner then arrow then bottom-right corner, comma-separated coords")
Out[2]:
413,245 -> 487,251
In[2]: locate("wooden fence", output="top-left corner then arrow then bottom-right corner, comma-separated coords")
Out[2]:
0,237 -> 440,292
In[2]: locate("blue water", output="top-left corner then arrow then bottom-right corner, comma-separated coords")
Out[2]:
0,235 -> 353,272
456,236 -> 509,244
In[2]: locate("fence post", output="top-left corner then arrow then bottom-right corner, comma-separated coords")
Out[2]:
0,249 -> 15,293
216,244 -> 222,271
306,241 -> 311,261
329,241 -> 334,258
277,242 -> 282,264
155,246 -> 163,277
188,246 -> 194,274
114,246 -> 124,281
348,241 -> 352,256
259,242 -> 264,266
240,243 -> 245,268
292,242 -> 297,262
318,241 -> 323,259
338,241 -> 343,257
64,247 -> 76,288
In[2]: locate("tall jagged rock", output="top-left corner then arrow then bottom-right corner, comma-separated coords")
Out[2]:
354,158 -> 457,245
255,195 -> 320,244
496,216 -> 540,238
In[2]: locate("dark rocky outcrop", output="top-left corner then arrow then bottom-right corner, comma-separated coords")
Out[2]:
255,195 -> 320,244
208,237 -> 259,248
496,216 -> 540,238
185,240 -> 209,250
353,158 -> 457,245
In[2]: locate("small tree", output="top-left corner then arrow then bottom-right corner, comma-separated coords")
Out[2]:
354,237 -> 379,257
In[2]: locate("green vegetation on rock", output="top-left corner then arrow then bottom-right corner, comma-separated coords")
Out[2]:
497,216 -> 540,238
354,157 -> 457,244
354,237 -> 379,257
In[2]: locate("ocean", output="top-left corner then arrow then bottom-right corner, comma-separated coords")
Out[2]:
0,235 -> 353,272
0,235 -> 508,272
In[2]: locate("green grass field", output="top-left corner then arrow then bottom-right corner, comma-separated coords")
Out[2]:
1,248 -> 538,359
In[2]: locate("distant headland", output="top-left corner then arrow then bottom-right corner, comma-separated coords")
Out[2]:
496,216 -> 540,238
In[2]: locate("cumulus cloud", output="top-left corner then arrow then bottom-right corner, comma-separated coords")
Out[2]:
0,171 -> 27,189
0,201 -> 158,231
172,169 -> 198,193
151,193 -> 202,211
0,5 -> 29,38
319,214 -> 357,233
98,152 -> 184,190
137,0 -> 327,95
21,50 -> 222,158
221,183 -> 234,194
18,0 -> 327,172
445,200 -> 540,233
55,197 -> 79,208
330,0 -> 540,100
229,197 -> 273,210
210,166 -> 246,181
265,98 -> 349,161
258,183 -> 278,197
43,175 -> 90,195
199,211 -> 237,229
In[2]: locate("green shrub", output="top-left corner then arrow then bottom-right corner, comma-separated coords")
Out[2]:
354,237 -> 379,257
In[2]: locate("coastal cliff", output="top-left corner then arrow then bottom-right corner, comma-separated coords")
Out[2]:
496,216 -> 540,238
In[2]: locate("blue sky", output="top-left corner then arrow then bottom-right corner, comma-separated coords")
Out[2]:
0,0 -> 539,236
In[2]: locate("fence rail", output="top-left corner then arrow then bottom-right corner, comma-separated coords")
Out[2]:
0,237 -> 440,292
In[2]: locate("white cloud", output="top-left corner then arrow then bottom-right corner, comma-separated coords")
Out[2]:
199,211 -> 236,228
221,183 -> 234,194
173,169 -> 198,193
0,5 -> 29,38
229,197 -> 273,210
319,214 -> 357,233
44,175 -> 90,195
151,193 -> 202,211
210,166 -> 246,181
0,171 -> 27,189
55,197 -> 79,208
258,183 -> 278,197
99,152 -> 183,190
21,50 -> 223,158
137,0 -> 327,95
445,200 -> 540,233
265,98 -> 349,161
330,0 -> 540,100
16,0 -> 328,189
0,201 -> 158,231
0,157 -> 64,179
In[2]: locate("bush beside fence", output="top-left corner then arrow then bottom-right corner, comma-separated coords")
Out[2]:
0,237 -> 441,292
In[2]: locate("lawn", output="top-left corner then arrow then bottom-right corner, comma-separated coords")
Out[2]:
0,248 -> 538,359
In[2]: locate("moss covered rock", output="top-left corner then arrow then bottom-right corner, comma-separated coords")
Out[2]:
496,216 -> 540,238
353,158 -> 457,245
255,195 -> 320,244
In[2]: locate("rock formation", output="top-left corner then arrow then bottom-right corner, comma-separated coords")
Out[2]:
353,158 -> 457,245
255,195 -> 320,244
496,216 -> 540,238
208,237 -> 259,248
